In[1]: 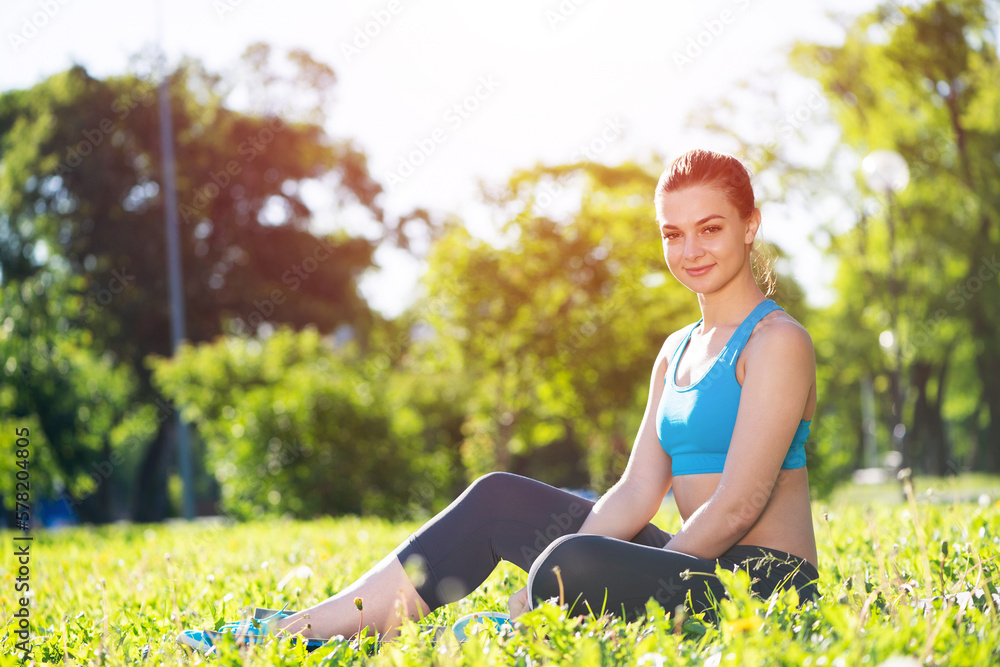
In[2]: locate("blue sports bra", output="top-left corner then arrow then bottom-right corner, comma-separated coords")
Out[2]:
655,299 -> 809,476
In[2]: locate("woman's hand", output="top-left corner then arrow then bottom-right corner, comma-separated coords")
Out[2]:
508,586 -> 529,619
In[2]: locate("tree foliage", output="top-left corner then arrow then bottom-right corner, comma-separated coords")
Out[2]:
0,46 -> 393,520
686,0 -> 1000,481
7,6 -> 965,522
0,272 -> 158,522
150,328 -> 445,519
790,0 -> 1000,473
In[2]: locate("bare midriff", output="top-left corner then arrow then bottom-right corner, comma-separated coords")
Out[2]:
671,466 -> 819,568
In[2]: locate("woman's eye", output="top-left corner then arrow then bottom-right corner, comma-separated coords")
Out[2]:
703,226 -> 721,234
662,232 -> 680,241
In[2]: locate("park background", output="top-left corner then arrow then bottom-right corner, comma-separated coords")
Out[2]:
3,1 -> 1000,665
1,0 -> 999,526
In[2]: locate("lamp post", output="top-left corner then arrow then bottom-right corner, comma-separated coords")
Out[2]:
156,0 -> 195,520
861,149 -> 910,470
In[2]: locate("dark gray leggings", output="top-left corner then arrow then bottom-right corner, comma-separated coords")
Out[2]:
393,472 -> 818,620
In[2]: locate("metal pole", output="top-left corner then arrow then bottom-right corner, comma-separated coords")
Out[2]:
886,190 -> 906,469
156,13 -> 195,520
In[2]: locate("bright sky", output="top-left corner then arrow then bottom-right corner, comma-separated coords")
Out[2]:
1,0 -> 881,315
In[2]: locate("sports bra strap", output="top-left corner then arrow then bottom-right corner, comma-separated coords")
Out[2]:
669,321 -> 701,366
718,299 -> 782,367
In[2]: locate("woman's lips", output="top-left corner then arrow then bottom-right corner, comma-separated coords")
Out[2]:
685,264 -> 714,276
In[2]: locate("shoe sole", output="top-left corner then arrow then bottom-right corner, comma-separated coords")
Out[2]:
183,606 -> 511,652
452,612 -> 512,642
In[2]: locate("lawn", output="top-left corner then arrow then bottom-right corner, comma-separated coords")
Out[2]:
2,475 -> 999,666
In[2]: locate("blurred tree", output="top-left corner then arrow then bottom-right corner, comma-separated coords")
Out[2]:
790,0 -> 1000,473
420,161 -> 807,490
0,272 -> 158,523
150,327 -> 439,519
374,314 -> 470,516
0,45 -> 407,521
688,0 -> 999,479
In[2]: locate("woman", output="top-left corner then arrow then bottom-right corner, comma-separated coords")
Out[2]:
179,148 -> 819,651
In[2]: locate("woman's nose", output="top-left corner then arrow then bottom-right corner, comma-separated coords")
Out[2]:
683,236 -> 703,260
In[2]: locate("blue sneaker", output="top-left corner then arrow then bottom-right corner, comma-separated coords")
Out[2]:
451,612 -> 512,642
177,606 -> 326,654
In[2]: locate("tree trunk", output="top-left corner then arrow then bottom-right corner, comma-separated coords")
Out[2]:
931,356 -> 950,475
946,95 -> 999,472
968,309 -> 1000,473
852,421 -> 865,470
910,357 -> 950,475
911,361 -> 932,472
978,355 -> 1000,472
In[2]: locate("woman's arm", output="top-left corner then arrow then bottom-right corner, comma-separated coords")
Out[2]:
510,333 -> 679,617
575,334 -> 677,540
663,319 -> 815,559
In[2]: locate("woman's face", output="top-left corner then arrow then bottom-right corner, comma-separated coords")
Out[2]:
654,184 -> 759,295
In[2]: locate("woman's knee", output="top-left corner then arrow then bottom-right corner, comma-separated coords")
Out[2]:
527,534 -> 603,606
463,472 -> 523,505
469,471 -> 521,491
446,472 -> 524,521
532,533 -> 600,570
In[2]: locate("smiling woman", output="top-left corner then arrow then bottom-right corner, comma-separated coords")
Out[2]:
647,149 -> 816,562
177,148 -> 821,653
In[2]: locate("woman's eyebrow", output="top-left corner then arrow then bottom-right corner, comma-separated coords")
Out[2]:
660,214 -> 724,230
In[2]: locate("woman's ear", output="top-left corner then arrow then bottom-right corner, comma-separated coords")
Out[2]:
745,208 -> 762,244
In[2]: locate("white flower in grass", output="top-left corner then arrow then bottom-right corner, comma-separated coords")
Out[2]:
703,652 -> 722,667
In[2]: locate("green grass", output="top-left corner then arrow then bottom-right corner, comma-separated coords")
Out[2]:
3,481 -> 1000,666
828,472 -> 1000,507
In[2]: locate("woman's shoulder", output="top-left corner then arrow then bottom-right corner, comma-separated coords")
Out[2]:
746,307 -> 815,366
762,307 -> 813,342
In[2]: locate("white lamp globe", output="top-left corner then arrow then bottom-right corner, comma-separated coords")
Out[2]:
862,149 -> 910,193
